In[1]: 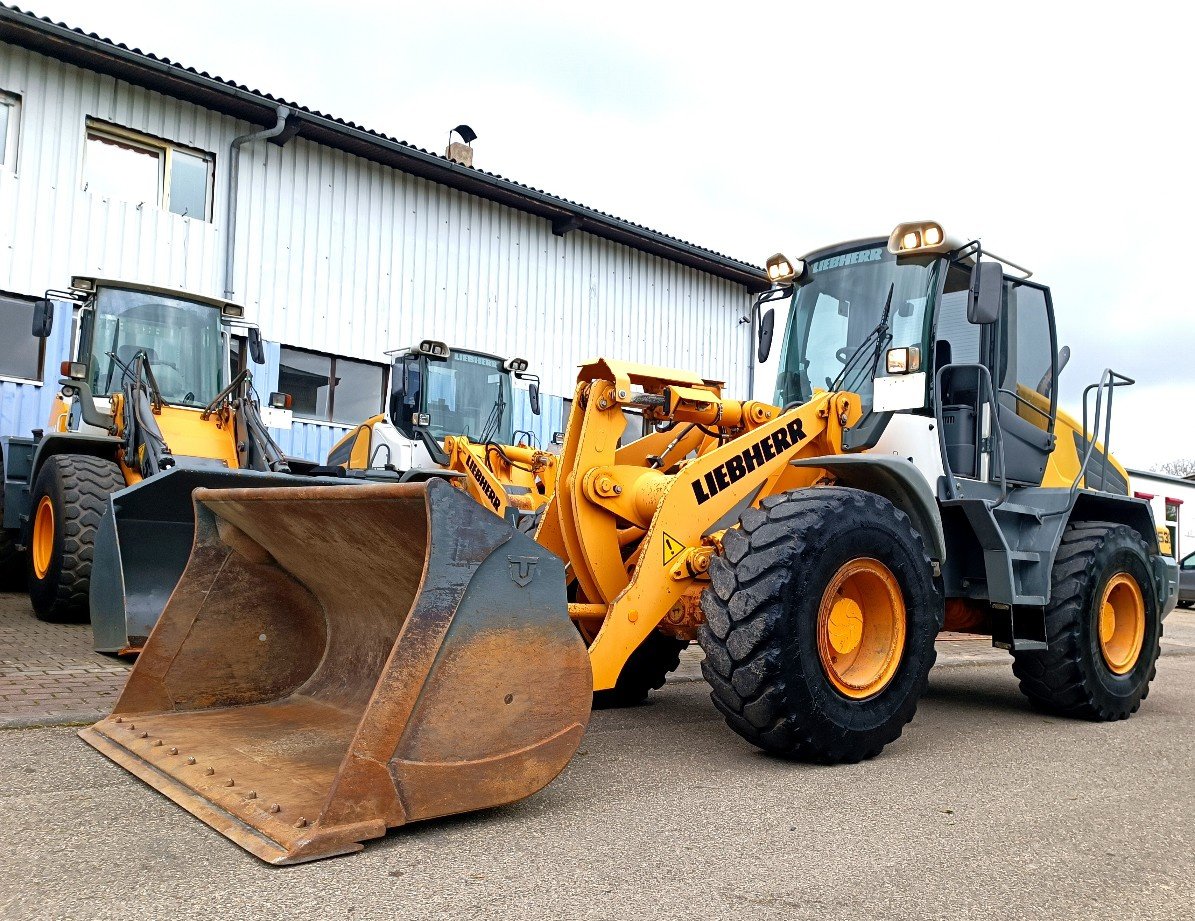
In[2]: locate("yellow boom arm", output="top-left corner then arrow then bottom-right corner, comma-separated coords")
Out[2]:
537,359 -> 862,691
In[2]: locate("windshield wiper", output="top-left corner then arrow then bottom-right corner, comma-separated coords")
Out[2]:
479,385 -> 507,444
829,283 -> 895,394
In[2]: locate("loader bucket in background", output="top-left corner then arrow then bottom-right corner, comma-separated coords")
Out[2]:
90,466 -> 341,654
79,478 -> 591,864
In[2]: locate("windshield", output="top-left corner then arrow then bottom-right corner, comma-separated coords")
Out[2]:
87,287 -> 224,407
392,351 -> 514,444
773,244 -> 939,410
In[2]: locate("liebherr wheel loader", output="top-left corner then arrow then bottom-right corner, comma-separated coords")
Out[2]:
325,341 -> 557,526
82,222 -> 1177,864
0,277 -> 318,652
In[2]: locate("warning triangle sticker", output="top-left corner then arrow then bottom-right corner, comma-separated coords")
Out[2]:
662,532 -> 686,566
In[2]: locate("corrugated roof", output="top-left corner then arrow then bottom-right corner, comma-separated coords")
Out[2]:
0,4 -> 768,291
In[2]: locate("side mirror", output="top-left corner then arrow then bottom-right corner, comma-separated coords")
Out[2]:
31,299 -> 54,338
967,262 -> 1003,324
247,327 -> 265,365
528,381 -> 541,416
757,307 -> 775,363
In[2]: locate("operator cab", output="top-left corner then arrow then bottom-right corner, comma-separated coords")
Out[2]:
31,277 -> 265,411
764,222 -> 1062,494
388,341 -> 539,446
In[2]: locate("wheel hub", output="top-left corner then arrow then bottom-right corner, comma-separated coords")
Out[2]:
816,558 -> 907,700
32,496 -> 54,580
1097,572 -> 1144,676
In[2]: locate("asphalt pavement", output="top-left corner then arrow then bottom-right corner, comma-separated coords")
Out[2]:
0,636 -> 1191,921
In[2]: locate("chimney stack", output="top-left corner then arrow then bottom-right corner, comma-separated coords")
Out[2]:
446,124 -> 477,167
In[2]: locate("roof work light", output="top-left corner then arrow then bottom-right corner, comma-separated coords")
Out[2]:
765,252 -> 805,285
887,221 -> 953,255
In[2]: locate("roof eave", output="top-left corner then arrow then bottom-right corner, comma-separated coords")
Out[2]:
0,6 -> 768,292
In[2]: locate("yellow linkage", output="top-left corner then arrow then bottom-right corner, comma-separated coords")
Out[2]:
444,435 -> 557,519
537,359 -> 863,691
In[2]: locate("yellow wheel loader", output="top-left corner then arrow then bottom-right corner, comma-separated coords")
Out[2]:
83,222 -> 1178,863
324,341 -> 556,527
0,277 -> 316,651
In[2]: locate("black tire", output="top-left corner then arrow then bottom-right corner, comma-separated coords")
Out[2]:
592,630 -> 688,709
26,454 -> 125,623
1177,600 -> 1193,610
698,487 -> 942,763
1011,523 -> 1160,720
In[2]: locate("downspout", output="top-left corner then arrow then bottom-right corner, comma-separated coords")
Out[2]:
224,106 -> 291,299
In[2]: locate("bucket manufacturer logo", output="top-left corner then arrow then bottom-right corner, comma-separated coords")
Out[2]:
508,556 -> 539,587
691,418 -> 807,505
464,453 -> 502,511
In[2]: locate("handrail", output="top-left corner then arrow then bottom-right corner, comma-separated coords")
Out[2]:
934,362 -> 1009,504
1075,368 -> 1135,497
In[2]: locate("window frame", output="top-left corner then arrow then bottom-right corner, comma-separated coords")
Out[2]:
82,119 -> 216,221
278,345 -> 388,425
0,89 -> 20,172
0,291 -> 48,385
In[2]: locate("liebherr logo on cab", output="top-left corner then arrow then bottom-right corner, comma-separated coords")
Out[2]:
690,418 -> 807,505
464,453 -> 502,511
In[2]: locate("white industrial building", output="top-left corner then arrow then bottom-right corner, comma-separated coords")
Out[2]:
0,5 -> 765,460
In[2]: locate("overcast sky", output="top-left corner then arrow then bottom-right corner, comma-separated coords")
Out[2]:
25,0 -> 1195,469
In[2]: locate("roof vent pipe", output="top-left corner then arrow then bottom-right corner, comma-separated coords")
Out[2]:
224,105 -> 291,300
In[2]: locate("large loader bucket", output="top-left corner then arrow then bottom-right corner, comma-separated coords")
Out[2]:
90,467 -> 347,653
79,478 -> 591,864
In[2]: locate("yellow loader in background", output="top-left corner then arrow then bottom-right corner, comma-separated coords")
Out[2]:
83,222 -> 1178,863
0,277 -> 318,652
325,341 -> 557,527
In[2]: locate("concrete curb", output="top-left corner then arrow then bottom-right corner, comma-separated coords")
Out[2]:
0,712 -> 103,731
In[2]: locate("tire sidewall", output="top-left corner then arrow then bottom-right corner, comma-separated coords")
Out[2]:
782,502 -> 940,734
26,460 -> 67,608
1076,533 -> 1159,702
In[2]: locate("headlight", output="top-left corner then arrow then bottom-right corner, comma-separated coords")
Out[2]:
888,221 -> 950,255
886,346 -> 922,374
765,252 -> 805,285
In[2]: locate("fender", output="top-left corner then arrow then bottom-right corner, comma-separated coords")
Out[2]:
19,434 -> 123,541
791,454 -> 947,564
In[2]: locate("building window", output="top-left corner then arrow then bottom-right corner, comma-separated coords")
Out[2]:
0,90 -> 20,170
82,120 -> 214,220
0,293 -> 46,382
278,346 -> 386,424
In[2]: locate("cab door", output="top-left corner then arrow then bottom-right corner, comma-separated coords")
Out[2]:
986,278 -> 1058,487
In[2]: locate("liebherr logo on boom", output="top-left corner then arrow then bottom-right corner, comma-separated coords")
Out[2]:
690,418 -> 807,505
464,453 -> 503,511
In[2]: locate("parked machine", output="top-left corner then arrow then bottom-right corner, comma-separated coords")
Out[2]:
82,222 -> 1177,863
325,341 -> 556,525
0,277 -> 309,649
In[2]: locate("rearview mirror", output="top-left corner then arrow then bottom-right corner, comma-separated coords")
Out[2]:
247,327 -> 265,365
31,299 -> 53,338
528,381 -> 541,416
757,307 -> 775,363
967,262 -> 1003,325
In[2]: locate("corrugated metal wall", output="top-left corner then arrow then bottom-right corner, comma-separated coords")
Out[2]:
233,136 -> 752,401
0,41 -> 753,460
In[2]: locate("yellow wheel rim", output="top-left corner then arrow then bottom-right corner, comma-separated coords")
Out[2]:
817,558 -> 907,699
1097,572 -> 1145,675
32,496 -> 55,580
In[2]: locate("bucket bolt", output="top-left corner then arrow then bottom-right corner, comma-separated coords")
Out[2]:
269,804 -> 281,814
186,757 -> 196,765
204,767 -> 214,776
294,818 -> 308,829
